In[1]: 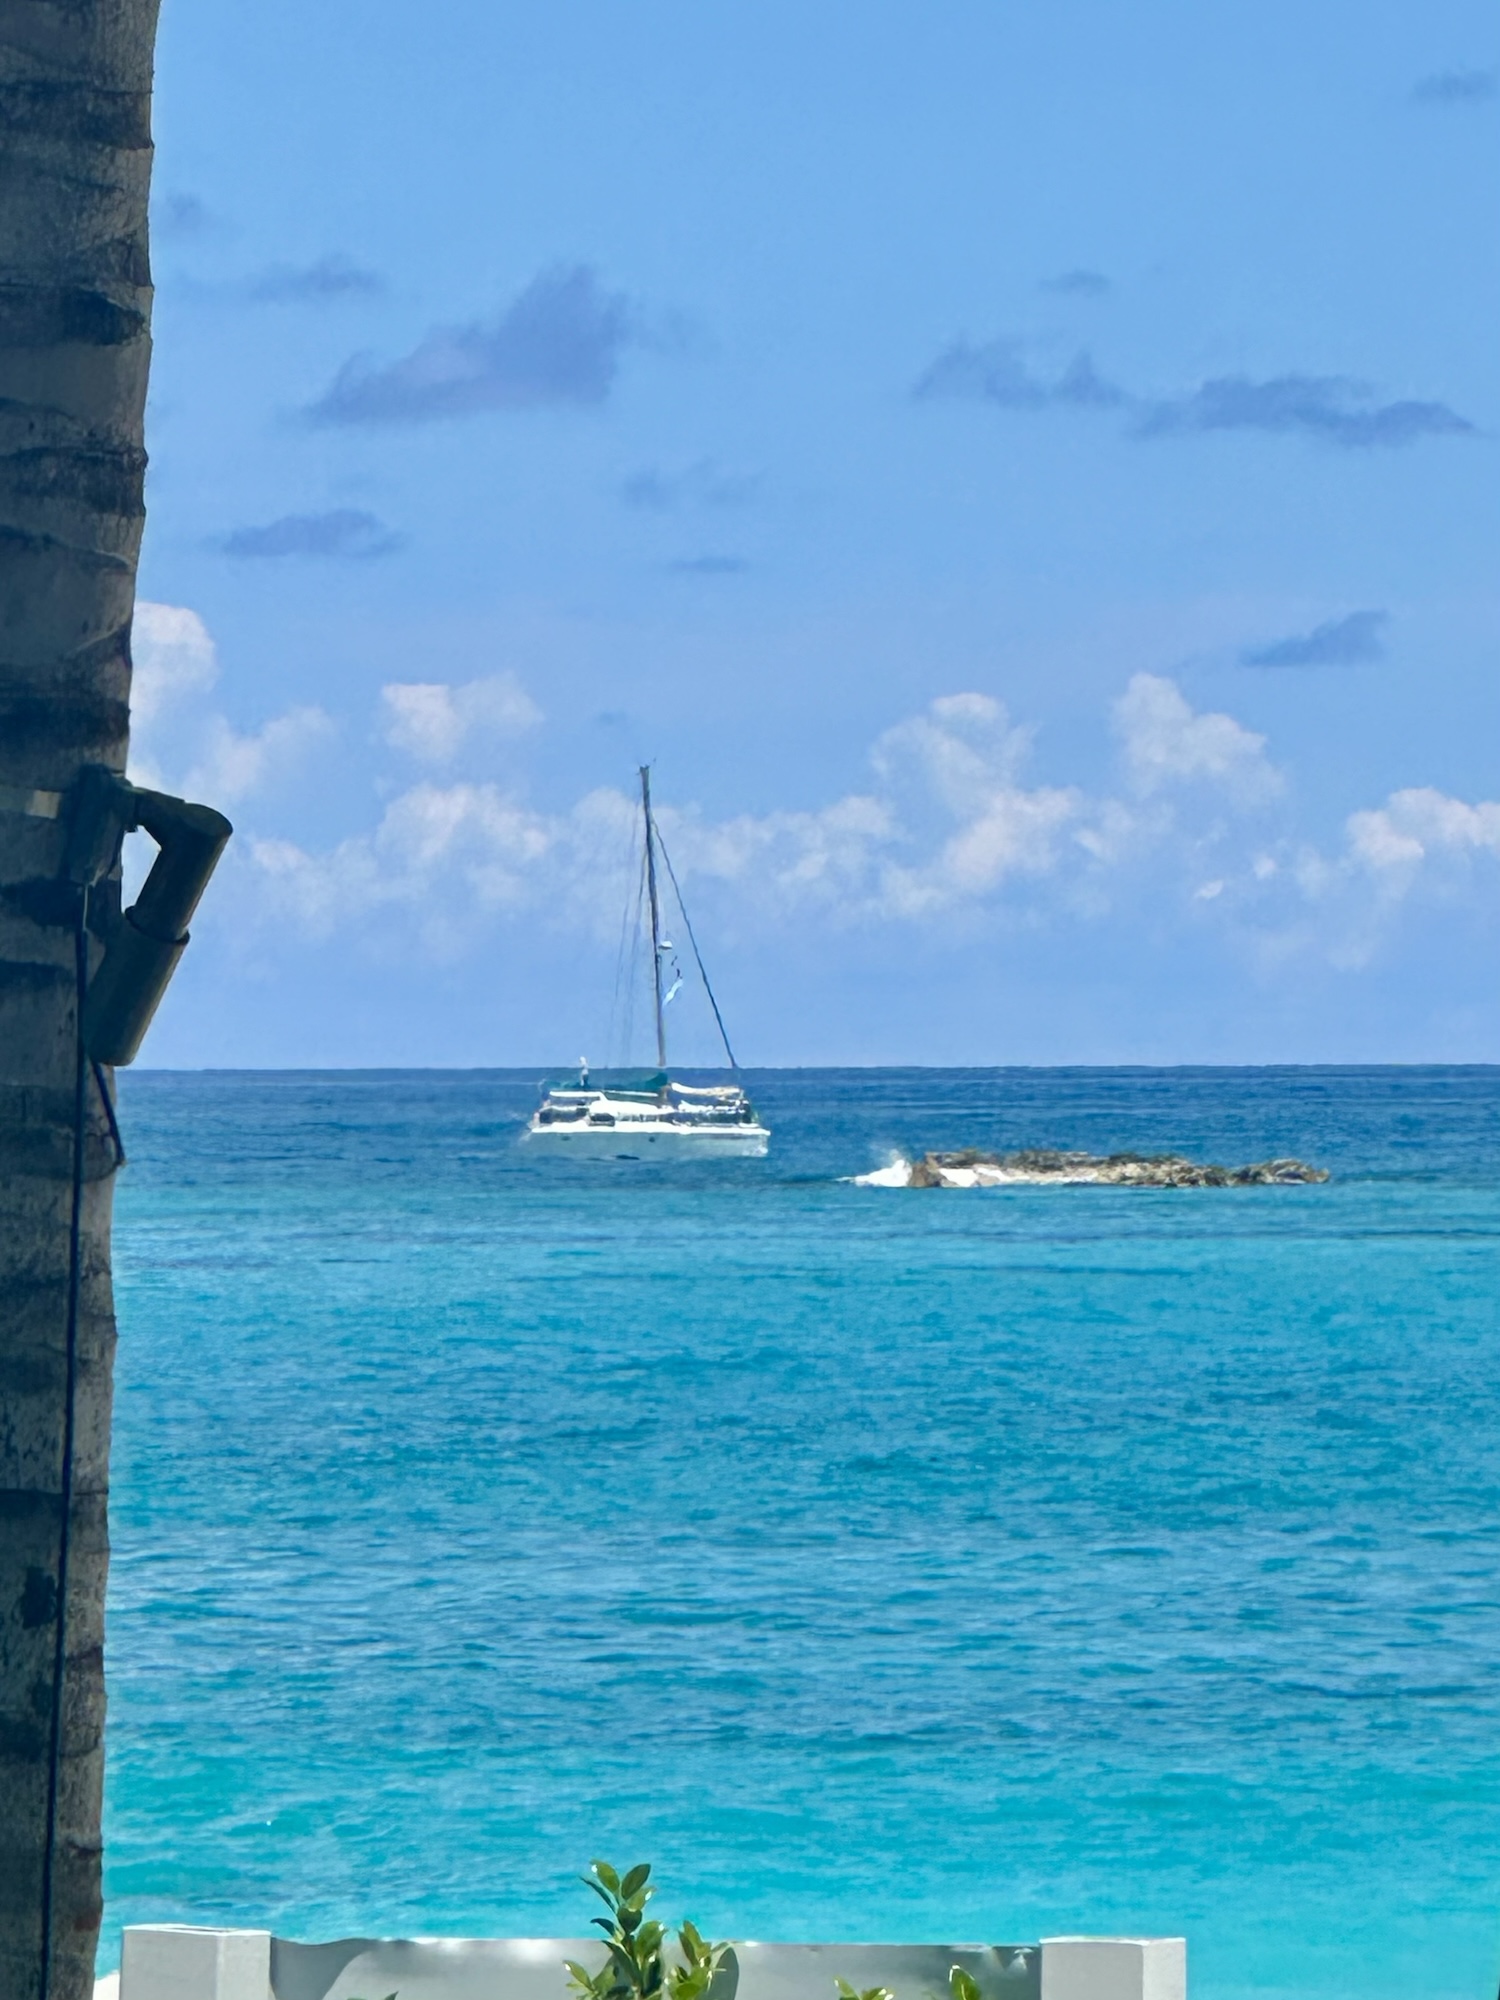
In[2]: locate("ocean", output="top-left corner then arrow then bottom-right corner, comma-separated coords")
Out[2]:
103,1068 -> 1500,1999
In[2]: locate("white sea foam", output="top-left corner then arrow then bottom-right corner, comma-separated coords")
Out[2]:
845,1154 -> 914,1187
846,1156 -> 1105,1187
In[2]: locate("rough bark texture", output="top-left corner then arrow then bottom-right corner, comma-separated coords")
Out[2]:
1,2 -> 158,1995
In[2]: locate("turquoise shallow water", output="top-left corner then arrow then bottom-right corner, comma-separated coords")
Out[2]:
105,1069 -> 1500,1998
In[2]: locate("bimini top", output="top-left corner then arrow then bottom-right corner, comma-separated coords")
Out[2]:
549,1066 -> 668,1097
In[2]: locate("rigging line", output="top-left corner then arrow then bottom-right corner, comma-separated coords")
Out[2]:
650,820 -> 740,1073
606,816 -> 645,1070
640,767 -> 667,1072
618,831 -> 648,1071
39,883 -> 91,2000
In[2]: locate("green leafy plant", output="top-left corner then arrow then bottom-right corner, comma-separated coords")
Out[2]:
566,1860 -> 732,2000
834,1964 -> 986,2000
672,1919 -> 729,2000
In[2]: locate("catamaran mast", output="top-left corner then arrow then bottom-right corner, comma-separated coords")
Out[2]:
640,765 -> 668,1071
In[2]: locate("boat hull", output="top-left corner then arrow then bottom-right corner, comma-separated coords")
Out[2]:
523,1121 -> 770,1160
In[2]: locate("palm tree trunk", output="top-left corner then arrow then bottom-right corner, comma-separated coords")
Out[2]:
1,2 -> 160,1995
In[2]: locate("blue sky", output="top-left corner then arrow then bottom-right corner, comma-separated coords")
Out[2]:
132,0 -> 1499,1064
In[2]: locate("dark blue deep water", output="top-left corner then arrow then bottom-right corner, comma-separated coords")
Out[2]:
103,1069 -> 1500,1999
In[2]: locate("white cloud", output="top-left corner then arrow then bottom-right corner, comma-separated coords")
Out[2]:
252,782 -> 634,956
872,691 -> 1030,812
1335,786 -> 1500,958
184,707 -> 336,807
127,600 -> 335,808
248,690 -> 1095,946
665,793 -> 897,905
1230,785 -> 1500,972
381,673 -> 543,763
776,697 -> 1065,905
131,601 -> 219,723
225,664 -> 1500,987
1115,671 -> 1280,799
1347,787 -> 1500,879
863,692 -> 1080,912
663,694 -> 1079,918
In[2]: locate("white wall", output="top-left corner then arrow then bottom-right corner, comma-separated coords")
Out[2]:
115,1928 -> 1183,2000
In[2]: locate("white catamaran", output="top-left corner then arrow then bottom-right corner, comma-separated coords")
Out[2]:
524,768 -> 770,1160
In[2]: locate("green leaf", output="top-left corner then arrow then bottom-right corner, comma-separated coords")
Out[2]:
950,1970 -> 982,2000
621,1863 -> 652,1900
595,1862 -> 623,1896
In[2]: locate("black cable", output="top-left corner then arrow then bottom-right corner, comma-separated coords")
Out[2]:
39,883 -> 90,2000
92,1058 -> 125,1169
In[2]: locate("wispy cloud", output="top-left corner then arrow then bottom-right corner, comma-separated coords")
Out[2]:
251,785 -> 631,952
249,254 -> 384,302
183,708 -> 336,808
915,338 -> 1124,410
1411,67 -> 1497,105
1041,269 -> 1111,297
1135,374 -> 1474,448
219,510 -> 403,560
1242,610 -> 1387,668
307,264 -> 632,425
622,460 -> 760,511
915,336 -> 1475,450
381,674 -> 543,763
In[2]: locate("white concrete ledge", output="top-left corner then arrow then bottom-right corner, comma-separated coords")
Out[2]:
1041,1939 -> 1185,2000
111,1928 -> 1184,2000
120,1926 -> 271,2000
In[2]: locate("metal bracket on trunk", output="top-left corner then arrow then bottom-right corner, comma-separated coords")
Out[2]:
64,764 -> 232,1067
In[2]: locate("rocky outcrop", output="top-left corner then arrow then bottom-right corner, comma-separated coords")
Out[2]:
899,1148 -> 1329,1188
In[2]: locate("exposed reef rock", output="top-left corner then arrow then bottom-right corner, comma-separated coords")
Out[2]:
861,1149 -> 1329,1189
